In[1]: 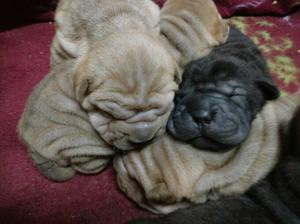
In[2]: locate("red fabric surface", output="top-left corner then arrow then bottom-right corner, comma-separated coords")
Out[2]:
1,1 -> 300,224
215,0 -> 300,17
0,23 -> 153,224
0,0 -> 56,31
157,0 -> 300,17
229,15 -> 300,94
1,0 -> 300,30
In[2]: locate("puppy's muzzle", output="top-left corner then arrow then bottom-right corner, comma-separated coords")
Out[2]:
168,93 -> 250,150
128,122 -> 162,144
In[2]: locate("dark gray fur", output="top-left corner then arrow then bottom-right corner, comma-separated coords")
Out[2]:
168,27 -> 279,151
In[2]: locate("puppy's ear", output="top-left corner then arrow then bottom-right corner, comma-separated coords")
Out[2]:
50,0 -> 88,66
255,79 -> 280,100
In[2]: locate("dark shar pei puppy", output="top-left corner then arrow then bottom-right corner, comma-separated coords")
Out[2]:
168,27 -> 280,151
129,106 -> 300,224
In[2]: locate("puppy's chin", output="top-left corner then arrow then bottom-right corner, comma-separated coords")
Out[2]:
189,137 -> 230,152
168,121 -> 247,152
189,132 -> 247,152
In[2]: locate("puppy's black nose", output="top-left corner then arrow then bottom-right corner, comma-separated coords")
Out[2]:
192,110 -> 213,125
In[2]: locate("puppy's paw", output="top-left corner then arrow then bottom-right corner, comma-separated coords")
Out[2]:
30,151 -> 76,182
40,163 -> 76,182
71,157 -> 110,174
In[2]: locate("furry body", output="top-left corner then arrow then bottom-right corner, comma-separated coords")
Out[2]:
51,0 -> 161,66
129,103 -> 300,224
158,0 -> 229,71
114,94 -> 300,214
18,61 -> 110,181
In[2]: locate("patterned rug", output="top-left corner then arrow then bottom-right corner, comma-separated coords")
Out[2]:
230,14 -> 300,95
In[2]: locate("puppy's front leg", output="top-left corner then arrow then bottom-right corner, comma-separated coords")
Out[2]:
18,64 -> 115,182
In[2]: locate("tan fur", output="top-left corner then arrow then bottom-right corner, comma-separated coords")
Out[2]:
51,0 -> 229,76
114,94 -> 300,214
51,0 -> 161,66
75,34 -> 178,150
18,61 -> 112,182
159,0 -> 229,71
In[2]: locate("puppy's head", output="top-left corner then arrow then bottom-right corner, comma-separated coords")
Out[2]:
74,33 -> 179,150
168,58 -> 279,151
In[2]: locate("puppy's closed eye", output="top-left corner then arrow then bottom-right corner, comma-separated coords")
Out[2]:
230,95 -> 248,110
231,87 -> 248,96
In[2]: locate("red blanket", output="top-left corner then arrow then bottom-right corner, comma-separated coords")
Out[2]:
158,0 -> 300,16
1,0 -> 300,26
216,0 -> 300,17
0,1 -> 300,224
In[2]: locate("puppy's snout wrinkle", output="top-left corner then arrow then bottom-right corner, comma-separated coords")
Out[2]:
127,109 -> 159,123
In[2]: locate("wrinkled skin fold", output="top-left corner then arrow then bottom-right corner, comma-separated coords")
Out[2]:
18,61 -> 114,182
128,97 -> 300,224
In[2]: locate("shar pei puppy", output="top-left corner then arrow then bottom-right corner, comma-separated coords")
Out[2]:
168,26 -> 280,152
114,94 -> 300,216
18,0 -> 229,181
